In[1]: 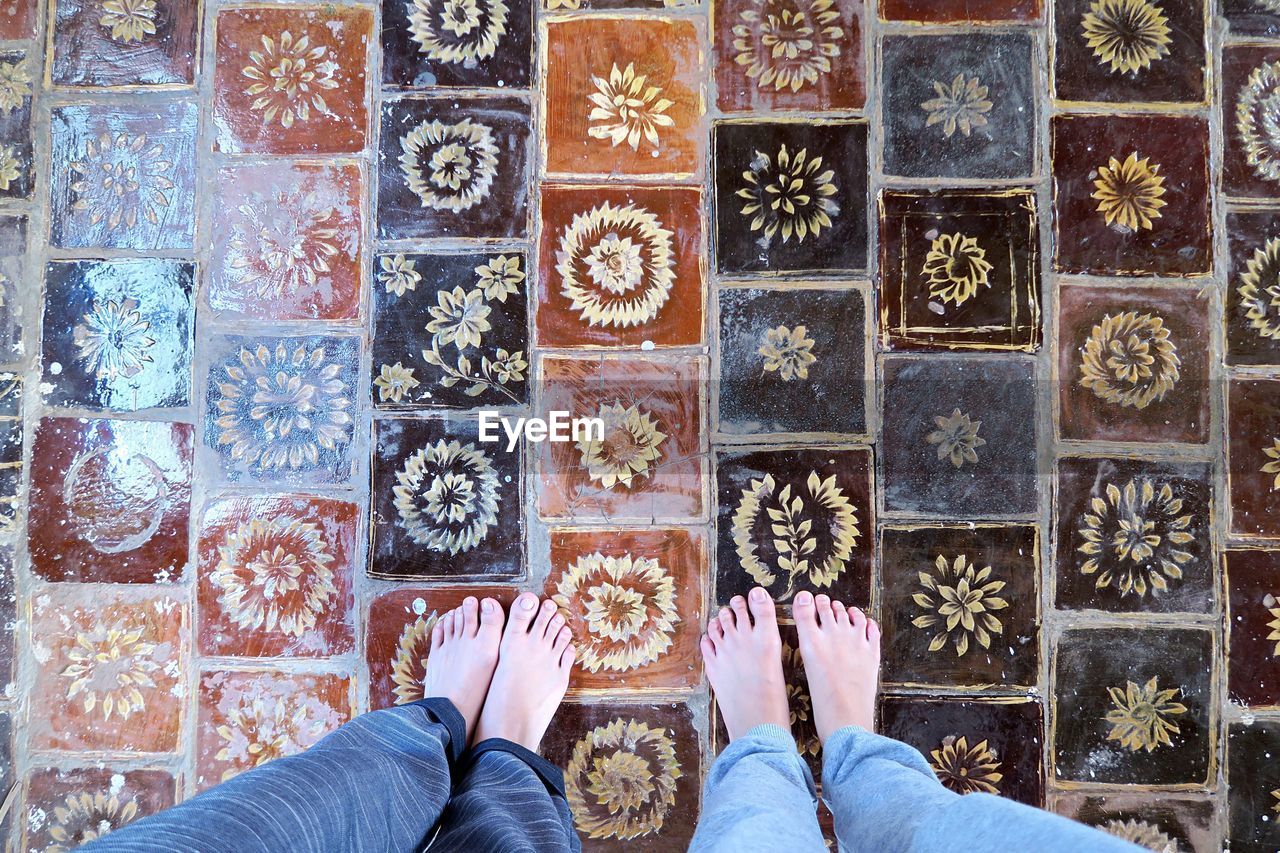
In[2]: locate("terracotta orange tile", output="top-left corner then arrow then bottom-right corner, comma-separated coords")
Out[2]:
196,669 -> 352,791
29,585 -> 187,753
29,417 -> 192,583
365,586 -> 518,710
197,495 -> 358,659
543,17 -> 703,180
0,1 -> 35,40
207,161 -> 364,322
213,5 -> 371,154
537,184 -> 704,348
546,527 -> 705,693
22,767 -> 175,850
537,354 -> 707,523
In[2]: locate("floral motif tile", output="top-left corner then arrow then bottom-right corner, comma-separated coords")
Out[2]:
1051,0 -> 1207,105
880,33 -> 1035,180
1051,793 -> 1215,852
717,286 -> 868,438
714,445 -> 873,608
1228,379 -> 1280,540
203,334 -> 359,486
880,524 -> 1039,690
41,259 -> 194,411
1052,627 -> 1215,787
537,185 -> 703,349
370,416 -> 524,580
207,162 -> 364,322
1053,456 -> 1214,615
0,50 -> 33,200
365,585 -> 518,710
1056,284 -> 1211,446
0,374 -> 21,533
1226,549 -> 1280,708
382,0 -> 531,88
195,669 -> 351,791
373,250 -> 529,409
22,767 -> 175,851
541,701 -> 700,850
714,119 -> 868,275
0,710 -> 8,838
212,5 -> 371,154
879,0 -> 1040,22
1051,113 -> 1211,277
879,696 -> 1044,806
881,354 -> 1037,517
1227,210 -> 1280,367
545,527 -> 705,693
537,355 -> 706,523
713,0 -> 864,113
0,547 -> 12,695
0,1 -> 35,39
29,417 -> 191,583
28,585 -> 186,753
377,94 -> 530,240
543,17 -> 703,180
49,0 -> 199,88
196,495 -> 358,659
1223,0 -> 1280,39
1228,720 -> 1280,850
879,189 -> 1040,351
1219,45 -> 1280,201
0,214 -> 26,363
50,101 -> 196,250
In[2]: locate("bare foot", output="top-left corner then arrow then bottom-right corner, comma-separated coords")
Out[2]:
701,587 -> 791,741
793,591 -> 879,741
473,593 -> 575,751
421,595 -> 504,743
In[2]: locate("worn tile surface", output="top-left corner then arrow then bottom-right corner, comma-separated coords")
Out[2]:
22,766 -> 175,850
49,0 -> 200,88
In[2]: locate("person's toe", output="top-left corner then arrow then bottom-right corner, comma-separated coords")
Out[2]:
708,616 -> 725,644
546,612 -> 566,642
461,596 -> 479,636
729,595 -> 750,627
793,591 -> 817,628
849,606 -> 866,633
479,597 -> 504,638
430,614 -> 446,650
832,600 -> 848,625
700,634 -> 717,660
552,625 -> 572,653
531,598 -> 557,637
815,594 -> 834,626
866,617 -> 882,646
748,587 -> 776,632
719,606 -> 737,632
508,592 -> 539,632
443,608 -> 457,640
559,643 -> 577,671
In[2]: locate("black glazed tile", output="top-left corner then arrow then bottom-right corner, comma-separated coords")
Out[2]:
1229,720 -> 1280,851
1226,549 -> 1280,708
1223,0 -> 1280,38
1226,210 -> 1280,367
0,214 -> 25,365
0,51 -> 32,201
381,0 -> 532,88
49,0 -> 200,87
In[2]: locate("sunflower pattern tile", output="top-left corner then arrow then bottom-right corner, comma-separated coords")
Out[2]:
1226,210 -> 1280,368
21,767 -> 175,852
1051,793 -> 1216,852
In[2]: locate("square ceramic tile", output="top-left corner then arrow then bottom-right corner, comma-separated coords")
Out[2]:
49,0 -> 200,87
1227,549 -> 1280,708
546,527 -> 705,693
1229,721 -> 1280,850
370,416 -> 524,580
1053,456 -> 1215,615
1221,45 -> 1280,200
543,17 -> 703,180
880,34 -> 1036,180
713,0 -> 865,113
50,101 -> 197,250
207,162 -> 364,322
537,355 -> 707,523
0,710 -> 8,839
196,669 -> 351,791
0,548 -> 12,695
879,0 -> 1040,22
880,524 -> 1040,690
881,354 -> 1037,517
0,214 -> 26,363
203,334 -> 359,485
0,51 -> 33,200
377,94 -> 530,240
28,585 -> 187,753
1227,210 -> 1280,367
717,285 -> 869,438
212,5 -> 371,154
714,119 -> 868,275
196,495 -> 358,659
41,259 -> 194,411
381,0 -> 532,88
1228,379 -> 1280,540
879,189 -> 1040,352
365,586 -> 518,710
0,2 -> 35,39
1056,284 -> 1211,446
879,696 -> 1044,806
1223,0 -> 1280,38
29,417 -> 192,583
536,185 -> 704,349
1052,0 -> 1207,105
0,374 -> 21,534
542,701 -> 700,850
715,445 -> 873,607
372,250 -> 529,409
1051,793 -> 1215,852
1051,113 -> 1211,277
1053,627 -> 1215,786
22,767 -> 175,850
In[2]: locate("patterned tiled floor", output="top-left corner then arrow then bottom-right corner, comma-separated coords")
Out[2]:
3,0 -> 1280,850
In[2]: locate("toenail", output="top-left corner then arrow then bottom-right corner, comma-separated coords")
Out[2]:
750,587 -> 766,602
521,596 -> 536,610
482,600 -> 494,612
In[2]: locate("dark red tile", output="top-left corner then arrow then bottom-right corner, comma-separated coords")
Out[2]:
1224,45 -> 1280,200
0,1 -> 36,39
22,767 -> 175,850
1228,210 -> 1280,367
1227,379 -> 1280,539
380,0 -> 532,88
1230,721 -> 1280,850
1227,549 -> 1280,708
879,0 -> 1040,22
50,0 -> 200,87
